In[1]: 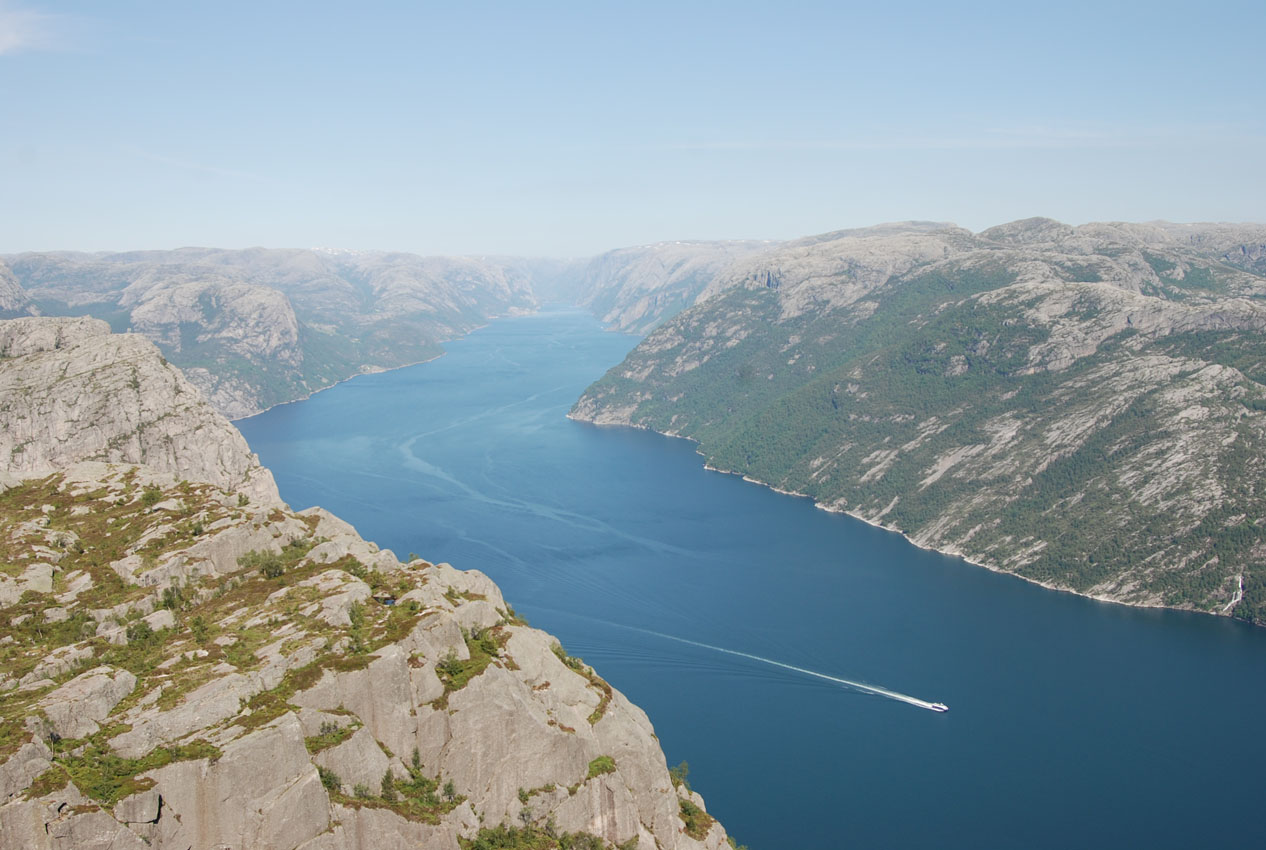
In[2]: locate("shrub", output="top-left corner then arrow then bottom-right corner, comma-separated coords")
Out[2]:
125,621 -> 155,645
318,766 -> 341,792
668,761 -> 691,791
586,755 -> 616,779
678,798 -> 713,840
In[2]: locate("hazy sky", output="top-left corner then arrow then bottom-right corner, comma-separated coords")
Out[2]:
2,1 -> 1263,256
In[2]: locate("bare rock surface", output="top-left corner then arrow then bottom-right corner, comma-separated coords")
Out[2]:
39,667 -> 136,740
0,317 -> 278,502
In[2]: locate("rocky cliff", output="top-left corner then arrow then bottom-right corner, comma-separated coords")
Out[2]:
0,317 -> 277,503
3,249 -> 543,418
0,319 -> 732,849
572,218 -> 1266,624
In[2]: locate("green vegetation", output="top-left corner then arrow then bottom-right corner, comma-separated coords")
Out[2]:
238,538 -> 315,580
586,755 -> 616,779
550,643 -> 613,724
433,628 -> 507,704
0,431 -> 679,847
326,749 -> 464,824
304,720 -> 358,754
678,798 -> 713,840
459,824 -> 635,850
29,737 -> 220,806
318,765 -> 341,791
576,244 -> 1266,623
500,604 -> 529,626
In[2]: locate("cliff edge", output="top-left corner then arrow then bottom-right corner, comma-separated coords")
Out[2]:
0,318 -> 731,850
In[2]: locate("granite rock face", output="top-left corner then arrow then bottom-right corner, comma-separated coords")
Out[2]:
0,317 -> 277,502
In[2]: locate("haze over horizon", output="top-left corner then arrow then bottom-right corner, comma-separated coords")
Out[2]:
2,0 -> 1263,256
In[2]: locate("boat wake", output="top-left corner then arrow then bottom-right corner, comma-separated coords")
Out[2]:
618,625 -> 949,713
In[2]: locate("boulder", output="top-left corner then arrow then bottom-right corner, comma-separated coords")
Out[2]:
39,667 -> 137,740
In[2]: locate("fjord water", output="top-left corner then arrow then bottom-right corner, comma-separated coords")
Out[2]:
239,308 -> 1266,850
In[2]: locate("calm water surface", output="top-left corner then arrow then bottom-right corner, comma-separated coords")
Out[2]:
239,307 -> 1266,850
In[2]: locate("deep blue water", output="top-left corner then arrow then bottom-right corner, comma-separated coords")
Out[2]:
239,307 -> 1266,850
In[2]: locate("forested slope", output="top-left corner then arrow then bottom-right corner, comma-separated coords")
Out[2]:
573,219 -> 1266,622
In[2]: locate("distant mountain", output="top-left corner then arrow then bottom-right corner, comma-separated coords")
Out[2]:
0,261 -> 36,319
3,249 -> 542,417
572,218 -> 1266,624
566,240 -> 777,334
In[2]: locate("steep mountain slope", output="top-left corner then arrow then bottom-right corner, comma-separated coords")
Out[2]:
0,318 -> 733,850
4,249 -> 541,418
568,241 -> 777,334
572,218 -> 1266,623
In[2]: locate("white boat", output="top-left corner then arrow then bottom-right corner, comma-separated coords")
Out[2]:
929,702 -> 949,712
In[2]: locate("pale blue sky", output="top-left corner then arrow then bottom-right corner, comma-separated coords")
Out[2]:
1,1 -> 1263,255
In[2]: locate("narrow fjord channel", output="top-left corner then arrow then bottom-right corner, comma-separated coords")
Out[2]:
238,307 -> 1266,850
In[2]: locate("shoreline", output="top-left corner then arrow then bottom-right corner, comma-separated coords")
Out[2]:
232,305 -> 583,422
229,352 -> 445,422
229,308 -> 548,422
566,411 -> 1240,623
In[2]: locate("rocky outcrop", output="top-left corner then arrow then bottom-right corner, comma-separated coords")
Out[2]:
0,462 -> 731,850
0,316 -> 278,502
0,323 -> 730,849
125,278 -> 303,365
573,217 -> 1266,624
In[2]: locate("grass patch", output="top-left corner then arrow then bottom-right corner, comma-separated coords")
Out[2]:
238,538 -> 316,580
28,738 -> 220,806
237,658 -> 327,730
678,798 -> 713,840
586,755 -> 615,779
434,629 -> 505,697
551,642 -> 613,725
459,824 -> 631,850
304,720 -> 358,754
330,750 -> 464,824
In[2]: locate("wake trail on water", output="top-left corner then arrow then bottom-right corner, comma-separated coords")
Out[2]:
593,619 -> 948,713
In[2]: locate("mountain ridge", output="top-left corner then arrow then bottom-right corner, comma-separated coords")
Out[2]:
571,217 -> 1266,624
